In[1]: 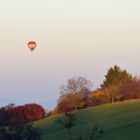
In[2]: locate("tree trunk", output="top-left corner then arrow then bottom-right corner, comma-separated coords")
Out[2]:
75,105 -> 77,111
112,96 -> 114,104
68,130 -> 72,140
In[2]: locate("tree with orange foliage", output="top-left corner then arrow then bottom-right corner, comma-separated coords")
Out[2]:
9,103 -> 45,123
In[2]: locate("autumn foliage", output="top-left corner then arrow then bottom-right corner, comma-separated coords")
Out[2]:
54,66 -> 140,114
7,103 -> 45,123
0,104 -> 43,140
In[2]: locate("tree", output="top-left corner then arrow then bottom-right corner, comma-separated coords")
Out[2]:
89,90 -> 108,106
56,112 -> 76,140
101,65 -> 132,88
0,107 -> 9,126
119,77 -> 140,100
60,77 -> 92,95
58,93 -> 86,112
58,77 -> 92,112
104,85 -> 122,103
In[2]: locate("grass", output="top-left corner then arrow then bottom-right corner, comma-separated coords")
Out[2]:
34,100 -> 140,140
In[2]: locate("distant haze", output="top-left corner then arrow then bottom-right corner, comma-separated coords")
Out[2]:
0,0 -> 140,109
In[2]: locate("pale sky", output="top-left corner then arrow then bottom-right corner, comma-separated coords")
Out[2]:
0,0 -> 140,109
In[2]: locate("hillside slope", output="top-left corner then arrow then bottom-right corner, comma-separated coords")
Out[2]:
34,100 -> 140,140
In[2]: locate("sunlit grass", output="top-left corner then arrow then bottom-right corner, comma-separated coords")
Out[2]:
34,100 -> 140,140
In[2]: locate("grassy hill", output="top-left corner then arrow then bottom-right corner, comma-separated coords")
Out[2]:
34,100 -> 140,140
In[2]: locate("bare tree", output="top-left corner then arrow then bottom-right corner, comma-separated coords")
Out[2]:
58,77 -> 92,111
60,77 -> 92,95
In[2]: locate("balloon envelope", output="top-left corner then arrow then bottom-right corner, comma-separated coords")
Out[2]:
28,41 -> 37,51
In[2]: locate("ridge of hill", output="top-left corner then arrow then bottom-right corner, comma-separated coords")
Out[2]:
34,100 -> 140,140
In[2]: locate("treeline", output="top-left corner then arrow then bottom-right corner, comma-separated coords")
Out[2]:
1,65 -> 140,117
51,65 -> 140,115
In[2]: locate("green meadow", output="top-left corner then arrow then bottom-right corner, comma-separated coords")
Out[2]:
34,100 -> 140,140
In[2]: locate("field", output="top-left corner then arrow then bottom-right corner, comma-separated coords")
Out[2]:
34,100 -> 140,140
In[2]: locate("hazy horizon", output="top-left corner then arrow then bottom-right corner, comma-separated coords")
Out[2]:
0,0 -> 140,110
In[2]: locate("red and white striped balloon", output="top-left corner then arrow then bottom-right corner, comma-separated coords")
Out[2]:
28,41 -> 37,52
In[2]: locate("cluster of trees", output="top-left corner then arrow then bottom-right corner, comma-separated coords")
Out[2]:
8,103 -> 45,123
0,103 -> 45,140
89,66 -> 140,106
52,65 -> 140,114
3,103 -> 46,123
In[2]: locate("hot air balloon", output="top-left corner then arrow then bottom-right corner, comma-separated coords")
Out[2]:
28,41 -> 37,52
